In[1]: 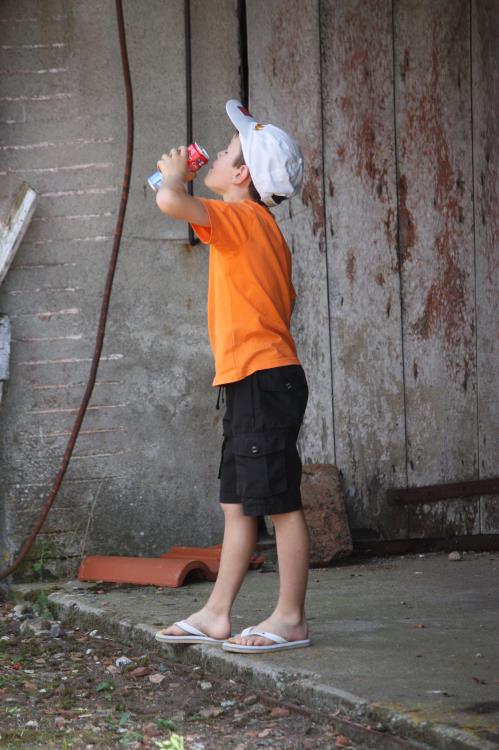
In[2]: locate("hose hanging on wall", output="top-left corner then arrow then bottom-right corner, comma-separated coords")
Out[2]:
0,0 -> 134,582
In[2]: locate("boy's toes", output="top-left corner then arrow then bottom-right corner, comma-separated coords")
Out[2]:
226,633 -> 273,646
247,636 -> 272,646
157,624 -> 183,636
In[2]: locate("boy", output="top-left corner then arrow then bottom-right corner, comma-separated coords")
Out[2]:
154,100 -> 311,653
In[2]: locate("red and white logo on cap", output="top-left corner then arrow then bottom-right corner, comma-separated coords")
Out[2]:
237,105 -> 253,118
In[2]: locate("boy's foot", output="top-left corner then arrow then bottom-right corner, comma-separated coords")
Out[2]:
155,607 -> 231,641
225,614 -> 308,647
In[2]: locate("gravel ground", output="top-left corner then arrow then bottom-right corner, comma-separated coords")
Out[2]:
0,595 -> 361,750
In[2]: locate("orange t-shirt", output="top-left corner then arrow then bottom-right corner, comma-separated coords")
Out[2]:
191,198 -> 301,386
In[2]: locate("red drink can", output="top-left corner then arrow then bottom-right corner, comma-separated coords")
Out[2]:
148,142 -> 209,190
186,142 -> 209,171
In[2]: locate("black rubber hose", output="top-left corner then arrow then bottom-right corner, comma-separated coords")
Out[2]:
0,0 -> 134,581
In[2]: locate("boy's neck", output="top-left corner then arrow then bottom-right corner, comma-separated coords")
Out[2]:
220,186 -> 252,203
216,186 -> 270,211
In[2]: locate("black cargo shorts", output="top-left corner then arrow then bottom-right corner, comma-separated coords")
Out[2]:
215,364 -> 309,517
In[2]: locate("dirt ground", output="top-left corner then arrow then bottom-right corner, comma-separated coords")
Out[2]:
0,593 -> 363,750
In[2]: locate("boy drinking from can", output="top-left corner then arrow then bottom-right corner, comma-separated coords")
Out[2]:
154,100 -> 311,653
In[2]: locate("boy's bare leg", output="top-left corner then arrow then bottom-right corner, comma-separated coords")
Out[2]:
226,508 -> 310,646
156,503 -> 257,639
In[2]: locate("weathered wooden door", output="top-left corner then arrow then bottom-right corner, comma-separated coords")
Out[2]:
246,0 -> 498,542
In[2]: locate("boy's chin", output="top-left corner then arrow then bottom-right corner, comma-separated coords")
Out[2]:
203,174 -> 215,190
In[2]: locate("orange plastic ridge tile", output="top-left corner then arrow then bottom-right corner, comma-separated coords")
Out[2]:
78,546 -> 265,588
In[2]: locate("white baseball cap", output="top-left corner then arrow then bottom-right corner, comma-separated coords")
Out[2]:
225,99 -> 304,207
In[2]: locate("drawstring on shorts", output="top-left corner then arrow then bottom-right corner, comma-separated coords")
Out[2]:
216,385 -> 225,410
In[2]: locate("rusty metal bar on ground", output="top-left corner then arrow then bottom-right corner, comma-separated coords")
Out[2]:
386,477 -> 499,506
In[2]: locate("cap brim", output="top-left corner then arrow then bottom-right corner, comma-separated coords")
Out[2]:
226,99 -> 256,138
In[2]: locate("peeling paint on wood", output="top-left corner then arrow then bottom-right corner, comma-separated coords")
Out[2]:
395,0 -> 479,538
322,0 -> 407,538
472,0 -> 499,532
247,0 -> 335,464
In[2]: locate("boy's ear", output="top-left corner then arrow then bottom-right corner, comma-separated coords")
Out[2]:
232,163 -> 251,186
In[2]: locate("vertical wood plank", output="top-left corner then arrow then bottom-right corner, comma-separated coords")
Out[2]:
246,0 -> 335,464
394,0 -> 480,537
472,0 -> 499,532
321,0 -> 407,537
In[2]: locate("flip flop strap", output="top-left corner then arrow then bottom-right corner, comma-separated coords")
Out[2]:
241,627 -> 287,644
174,620 -> 207,637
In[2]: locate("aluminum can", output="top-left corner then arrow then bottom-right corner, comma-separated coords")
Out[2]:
148,142 -> 209,191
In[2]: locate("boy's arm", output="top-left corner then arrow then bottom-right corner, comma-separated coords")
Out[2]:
156,177 -> 209,226
154,147 -> 209,226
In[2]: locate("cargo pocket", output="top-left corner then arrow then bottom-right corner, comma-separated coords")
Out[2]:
257,366 -> 308,392
256,367 -> 309,427
232,431 -> 287,498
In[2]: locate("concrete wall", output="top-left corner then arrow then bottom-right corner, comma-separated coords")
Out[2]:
0,0 -> 242,579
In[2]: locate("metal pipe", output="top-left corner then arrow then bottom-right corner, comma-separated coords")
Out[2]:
184,0 -> 199,246
238,0 -> 249,107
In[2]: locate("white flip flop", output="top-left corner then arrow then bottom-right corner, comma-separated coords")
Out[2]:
154,619 -> 227,644
222,626 -> 311,653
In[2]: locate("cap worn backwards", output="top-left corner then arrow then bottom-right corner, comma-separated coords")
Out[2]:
225,99 -> 304,207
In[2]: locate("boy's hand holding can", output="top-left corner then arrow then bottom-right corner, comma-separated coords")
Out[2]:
156,146 -> 196,187
151,143 -> 209,191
